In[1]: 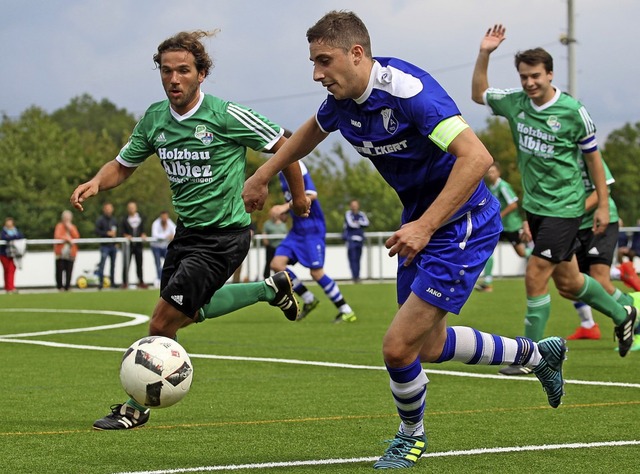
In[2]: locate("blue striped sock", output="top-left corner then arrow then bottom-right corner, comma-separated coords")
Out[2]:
435,326 -> 540,367
387,358 -> 428,434
317,274 -> 344,305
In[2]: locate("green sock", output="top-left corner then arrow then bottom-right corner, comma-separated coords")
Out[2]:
575,274 -> 626,325
484,255 -> 494,284
524,294 -> 551,342
200,282 -> 272,319
613,288 -> 634,307
127,398 -> 148,412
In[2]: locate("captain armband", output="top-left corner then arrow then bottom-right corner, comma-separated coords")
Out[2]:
428,116 -> 470,152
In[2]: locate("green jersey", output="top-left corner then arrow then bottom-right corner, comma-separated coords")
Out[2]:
489,177 -> 523,232
117,93 -> 283,229
578,156 -> 619,230
485,87 -> 598,218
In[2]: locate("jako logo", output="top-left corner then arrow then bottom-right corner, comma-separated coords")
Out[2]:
426,287 -> 442,298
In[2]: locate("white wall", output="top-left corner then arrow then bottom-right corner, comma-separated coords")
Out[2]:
3,237 -> 527,289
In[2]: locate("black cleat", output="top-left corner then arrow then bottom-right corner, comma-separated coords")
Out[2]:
616,306 -> 637,357
297,299 -> 319,321
93,403 -> 150,430
266,271 -> 299,321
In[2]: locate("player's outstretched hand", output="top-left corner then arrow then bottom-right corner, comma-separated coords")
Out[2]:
291,196 -> 311,218
481,24 -> 506,53
242,174 -> 269,213
70,181 -> 99,212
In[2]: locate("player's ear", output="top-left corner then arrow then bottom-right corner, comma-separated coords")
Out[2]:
351,44 -> 364,65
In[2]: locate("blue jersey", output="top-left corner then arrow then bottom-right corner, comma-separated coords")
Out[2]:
316,57 -> 491,226
278,162 -> 326,236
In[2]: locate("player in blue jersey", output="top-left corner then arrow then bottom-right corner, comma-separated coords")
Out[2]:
270,160 -> 356,323
243,11 -> 567,470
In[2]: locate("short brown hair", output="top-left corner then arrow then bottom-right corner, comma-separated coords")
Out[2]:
153,30 -> 218,77
306,10 -> 372,57
515,48 -> 553,73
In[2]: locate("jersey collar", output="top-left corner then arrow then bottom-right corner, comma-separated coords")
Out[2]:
530,86 -> 561,112
354,61 -> 380,105
169,89 -> 204,122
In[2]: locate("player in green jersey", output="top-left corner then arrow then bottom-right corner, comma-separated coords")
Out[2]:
472,24 -> 637,375
70,30 -> 310,430
568,157 -> 640,350
475,162 -> 531,293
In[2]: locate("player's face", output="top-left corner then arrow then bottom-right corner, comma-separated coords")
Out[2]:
160,50 -> 205,115
310,41 -> 366,100
485,165 -> 499,185
517,62 -> 554,106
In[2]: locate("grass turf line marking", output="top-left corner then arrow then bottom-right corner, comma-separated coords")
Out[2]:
1,308 -> 639,392
0,308 -> 148,338
113,440 -> 640,473
3,399 -> 640,437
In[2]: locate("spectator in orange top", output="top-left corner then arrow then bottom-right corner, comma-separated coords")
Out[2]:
54,210 -> 80,291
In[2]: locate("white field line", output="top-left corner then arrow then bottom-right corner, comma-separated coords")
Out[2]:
0,309 -> 639,391
112,439 -> 640,473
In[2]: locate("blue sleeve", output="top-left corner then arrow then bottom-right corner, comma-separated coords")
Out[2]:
405,74 -> 461,137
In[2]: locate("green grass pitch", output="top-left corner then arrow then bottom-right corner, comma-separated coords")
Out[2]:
1,279 -> 638,473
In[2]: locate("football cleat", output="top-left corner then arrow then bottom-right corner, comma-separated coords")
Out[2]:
498,364 -> 533,376
333,311 -> 357,323
615,306 -> 637,357
265,271 -> 299,321
533,337 -> 567,409
296,299 -> 319,321
93,403 -> 150,430
474,282 -> 493,293
373,432 -> 427,469
566,324 -> 601,340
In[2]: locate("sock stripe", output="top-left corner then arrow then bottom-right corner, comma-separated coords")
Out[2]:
468,328 -> 484,364
490,334 -> 504,365
435,327 -> 456,363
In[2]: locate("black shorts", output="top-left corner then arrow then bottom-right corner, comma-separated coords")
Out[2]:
500,230 -> 522,247
575,222 -> 619,272
526,213 -> 581,263
160,222 -> 252,318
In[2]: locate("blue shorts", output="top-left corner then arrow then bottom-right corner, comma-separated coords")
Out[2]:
397,197 -> 501,314
275,232 -> 326,269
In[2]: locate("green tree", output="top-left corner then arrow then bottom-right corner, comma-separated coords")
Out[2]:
604,122 -> 640,225
51,94 -> 137,147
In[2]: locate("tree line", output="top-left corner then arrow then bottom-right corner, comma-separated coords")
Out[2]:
1,94 -> 639,240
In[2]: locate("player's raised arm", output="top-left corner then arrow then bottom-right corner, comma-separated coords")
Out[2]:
70,160 -> 136,211
243,116 -> 327,214
472,24 -> 506,104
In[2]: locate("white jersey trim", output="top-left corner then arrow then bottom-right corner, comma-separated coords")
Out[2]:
169,90 -> 205,122
355,61 -> 423,105
115,155 -> 140,168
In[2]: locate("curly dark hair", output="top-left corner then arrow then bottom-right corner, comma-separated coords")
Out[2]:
153,30 -> 218,77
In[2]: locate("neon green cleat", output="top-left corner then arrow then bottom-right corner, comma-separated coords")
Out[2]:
333,311 -> 357,323
373,432 -> 427,469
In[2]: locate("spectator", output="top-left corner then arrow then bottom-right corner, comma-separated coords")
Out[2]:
343,199 -> 370,283
262,207 -> 288,279
121,201 -> 148,289
0,217 -> 25,293
150,210 -> 176,287
95,202 -> 118,290
53,210 -> 80,291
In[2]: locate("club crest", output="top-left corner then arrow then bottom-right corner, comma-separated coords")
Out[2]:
381,108 -> 398,134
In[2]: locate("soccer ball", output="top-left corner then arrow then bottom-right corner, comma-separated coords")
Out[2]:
120,336 -> 194,409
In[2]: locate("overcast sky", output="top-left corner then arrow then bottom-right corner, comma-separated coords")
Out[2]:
2,0 -> 638,155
